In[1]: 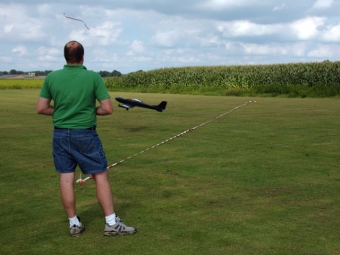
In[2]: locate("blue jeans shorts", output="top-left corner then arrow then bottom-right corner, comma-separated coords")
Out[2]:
52,129 -> 108,174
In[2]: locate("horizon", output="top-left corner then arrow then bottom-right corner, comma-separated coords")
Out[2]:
0,59 -> 336,76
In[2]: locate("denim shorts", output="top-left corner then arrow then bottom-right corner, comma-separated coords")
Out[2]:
52,129 -> 108,174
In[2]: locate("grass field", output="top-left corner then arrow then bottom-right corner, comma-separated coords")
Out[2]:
1,90 -> 340,255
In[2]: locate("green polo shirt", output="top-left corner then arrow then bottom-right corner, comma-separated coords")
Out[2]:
40,64 -> 110,129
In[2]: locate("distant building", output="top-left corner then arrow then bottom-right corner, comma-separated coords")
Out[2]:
14,75 -> 25,79
1,75 -> 18,78
0,73 -> 45,79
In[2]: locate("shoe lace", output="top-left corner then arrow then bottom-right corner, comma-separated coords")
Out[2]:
115,216 -> 124,223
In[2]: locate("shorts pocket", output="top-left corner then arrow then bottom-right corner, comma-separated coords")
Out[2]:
77,137 -> 96,155
53,137 -> 64,153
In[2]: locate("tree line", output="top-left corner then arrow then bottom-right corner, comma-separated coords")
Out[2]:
0,69 -> 122,77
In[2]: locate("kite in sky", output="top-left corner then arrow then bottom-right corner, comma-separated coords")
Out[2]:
63,13 -> 90,30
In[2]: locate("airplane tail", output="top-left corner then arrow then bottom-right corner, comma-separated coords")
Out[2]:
157,101 -> 167,112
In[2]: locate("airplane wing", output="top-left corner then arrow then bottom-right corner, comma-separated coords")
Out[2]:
115,96 -> 138,110
118,103 -> 136,110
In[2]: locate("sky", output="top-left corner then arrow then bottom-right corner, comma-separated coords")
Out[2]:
1,0 -> 340,74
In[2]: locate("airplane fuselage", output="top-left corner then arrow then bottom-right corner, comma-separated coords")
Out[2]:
115,96 -> 167,112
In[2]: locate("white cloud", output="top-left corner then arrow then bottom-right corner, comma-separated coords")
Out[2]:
127,40 -> 145,56
91,21 -> 123,45
291,42 -> 309,57
159,48 -> 199,64
37,4 -> 50,13
217,16 -> 329,42
217,20 -> 278,37
290,16 -> 325,40
4,24 -> 14,33
12,45 -> 28,56
148,15 -> 204,49
0,56 -> 12,63
200,35 -> 222,47
241,42 -> 309,57
312,0 -> 334,9
273,3 -> 285,11
0,5 -> 46,41
92,48 -> 121,67
241,43 -> 288,56
130,40 -> 145,53
37,47 -> 61,62
319,23 -> 340,42
68,21 -> 123,46
152,31 -> 181,47
307,44 -> 340,58
197,0 -> 259,10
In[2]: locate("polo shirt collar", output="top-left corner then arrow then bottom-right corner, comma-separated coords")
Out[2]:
63,64 -> 87,70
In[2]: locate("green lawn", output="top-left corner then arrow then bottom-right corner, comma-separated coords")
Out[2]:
0,90 -> 340,255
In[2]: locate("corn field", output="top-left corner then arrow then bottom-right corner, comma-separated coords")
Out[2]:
105,61 -> 340,97
1,62 -> 340,97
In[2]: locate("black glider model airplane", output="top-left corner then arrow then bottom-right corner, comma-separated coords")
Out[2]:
115,96 -> 167,112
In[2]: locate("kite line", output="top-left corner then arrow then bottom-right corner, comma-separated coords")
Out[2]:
64,13 -> 90,30
76,100 -> 256,184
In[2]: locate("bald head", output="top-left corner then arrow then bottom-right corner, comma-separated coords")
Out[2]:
64,41 -> 84,64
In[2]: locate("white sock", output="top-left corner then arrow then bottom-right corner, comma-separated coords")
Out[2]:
105,213 -> 116,226
69,215 -> 80,228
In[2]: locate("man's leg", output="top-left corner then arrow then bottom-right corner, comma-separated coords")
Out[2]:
92,170 -> 115,216
60,172 -> 76,217
60,172 -> 85,237
93,170 -> 136,236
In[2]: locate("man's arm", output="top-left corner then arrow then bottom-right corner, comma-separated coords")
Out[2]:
36,97 -> 54,116
96,98 -> 113,116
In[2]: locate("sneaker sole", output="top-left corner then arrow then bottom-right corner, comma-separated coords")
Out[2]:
104,229 -> 137,236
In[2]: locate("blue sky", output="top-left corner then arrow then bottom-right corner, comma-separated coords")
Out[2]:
1,0 -> 340,74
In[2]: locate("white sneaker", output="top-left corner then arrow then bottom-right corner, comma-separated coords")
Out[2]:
70,218 -> 85,237
104,217 -> 136,236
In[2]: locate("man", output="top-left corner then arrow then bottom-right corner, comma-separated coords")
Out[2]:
36,40 -> 136,237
